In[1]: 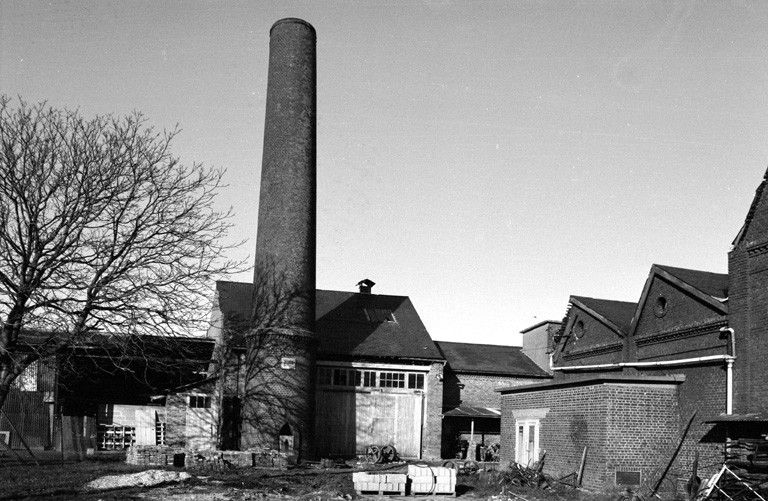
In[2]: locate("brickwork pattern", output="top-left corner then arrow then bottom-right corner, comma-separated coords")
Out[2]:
165,394 -> 187,448
448,373 -> 543,409
422,362 -> 444,459
501,382 -> 680,492
731,246 -> 768,414
728,245 -> 749,413
242,331 -> 316,459
603,384 -> 679,491
633,277 -> 725,359
557,305 -> 624,367
637,365 -> 726,478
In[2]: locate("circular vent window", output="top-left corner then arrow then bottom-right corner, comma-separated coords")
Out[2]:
654,297 -> 668,318
572,320 -> 585,339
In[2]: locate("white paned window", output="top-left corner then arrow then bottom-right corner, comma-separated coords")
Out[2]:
515,419 -> 540,466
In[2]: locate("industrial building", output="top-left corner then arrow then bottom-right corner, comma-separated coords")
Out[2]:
498,168 -> 768,492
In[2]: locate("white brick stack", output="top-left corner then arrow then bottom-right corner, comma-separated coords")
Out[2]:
407,465 -> 457,496
352,472 -> 407,495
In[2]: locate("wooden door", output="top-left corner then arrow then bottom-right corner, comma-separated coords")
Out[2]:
314,390 -> 356,456
315,389 -> 423,458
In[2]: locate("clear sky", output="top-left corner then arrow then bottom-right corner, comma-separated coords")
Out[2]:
2,1 -> 767,346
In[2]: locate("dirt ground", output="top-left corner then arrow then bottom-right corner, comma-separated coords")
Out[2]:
0,459 -> 616,501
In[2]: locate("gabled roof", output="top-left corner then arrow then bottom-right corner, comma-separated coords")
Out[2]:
315,289 -> 443,361
733,166 -> 768,246
215,281 -> 444,362
628,264 -> 728,337
434,341 -> 551,378
570,296 -> 636,336
654,265 -> 728,300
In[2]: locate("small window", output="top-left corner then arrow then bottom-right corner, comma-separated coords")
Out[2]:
407,373 -> 424,389
654,296 -> 668,318
379,372 -> 405,388
362,370 -> 377,387
364,308 -> 396,323
189,395 -> 211,409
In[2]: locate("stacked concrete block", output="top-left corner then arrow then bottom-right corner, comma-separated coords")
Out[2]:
352,472 -> 407,495
408,465 -> 457,495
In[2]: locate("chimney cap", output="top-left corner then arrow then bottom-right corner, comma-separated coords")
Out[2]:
357,279 -> 375,293
270,18 -> 316,37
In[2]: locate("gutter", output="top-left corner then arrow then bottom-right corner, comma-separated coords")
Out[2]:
550,326 -> 736,414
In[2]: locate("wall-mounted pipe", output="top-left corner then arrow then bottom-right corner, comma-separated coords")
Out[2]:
720,327 -> 736,414
551,326 -> 737,415
550,354 -> 734,372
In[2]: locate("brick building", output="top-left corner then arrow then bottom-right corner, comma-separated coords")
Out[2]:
498,168 -> 768,492
435,341 -> 550,459
213,279 -> 446,459
520,320 -> 561,373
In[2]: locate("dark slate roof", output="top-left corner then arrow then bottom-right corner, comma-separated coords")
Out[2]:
570,296 -> 636,334
655,264 -> 729,300
216,281 -> 444,361
434,341 -> 551,378
443,406 -> 501,418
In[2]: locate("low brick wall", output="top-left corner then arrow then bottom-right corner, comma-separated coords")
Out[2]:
126,445 -> 289,469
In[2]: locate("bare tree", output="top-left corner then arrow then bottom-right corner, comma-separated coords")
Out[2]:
0,97 -> 243,410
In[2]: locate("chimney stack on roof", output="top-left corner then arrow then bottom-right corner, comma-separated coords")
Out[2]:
357,279 -> 375,294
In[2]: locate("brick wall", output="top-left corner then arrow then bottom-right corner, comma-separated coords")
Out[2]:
730,242 -> 768,414
444,372 -> 544,409
165,394 -> 187,448
728,244 -> 749,413
501,381 -> 680,492
241,330 -> 316,459
632,277 -> 726,365
422,362 -> 444,459
603,384 -> 679,490
727,170 -> 768,414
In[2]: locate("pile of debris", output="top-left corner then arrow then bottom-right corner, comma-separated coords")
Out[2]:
497,461 -> 552,490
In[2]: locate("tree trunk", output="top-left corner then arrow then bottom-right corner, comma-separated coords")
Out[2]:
0,377 -> 11,414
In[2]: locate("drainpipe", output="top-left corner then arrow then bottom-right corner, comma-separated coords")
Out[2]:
720,327 -> 735,415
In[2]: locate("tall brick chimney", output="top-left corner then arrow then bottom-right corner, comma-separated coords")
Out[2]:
243,18 -> 317,460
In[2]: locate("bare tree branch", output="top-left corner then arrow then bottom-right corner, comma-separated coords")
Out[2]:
0,96 -> 246,410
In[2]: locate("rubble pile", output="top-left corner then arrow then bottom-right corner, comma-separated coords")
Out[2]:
125,445 -> 289,469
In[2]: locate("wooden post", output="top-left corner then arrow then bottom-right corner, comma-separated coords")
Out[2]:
650,412 -> 697,498
577,446 -> 588,486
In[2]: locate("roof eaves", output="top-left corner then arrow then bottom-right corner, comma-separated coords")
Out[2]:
496,374 -> 686,394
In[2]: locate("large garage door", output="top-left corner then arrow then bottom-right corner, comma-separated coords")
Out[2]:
315,390 -> 423,458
